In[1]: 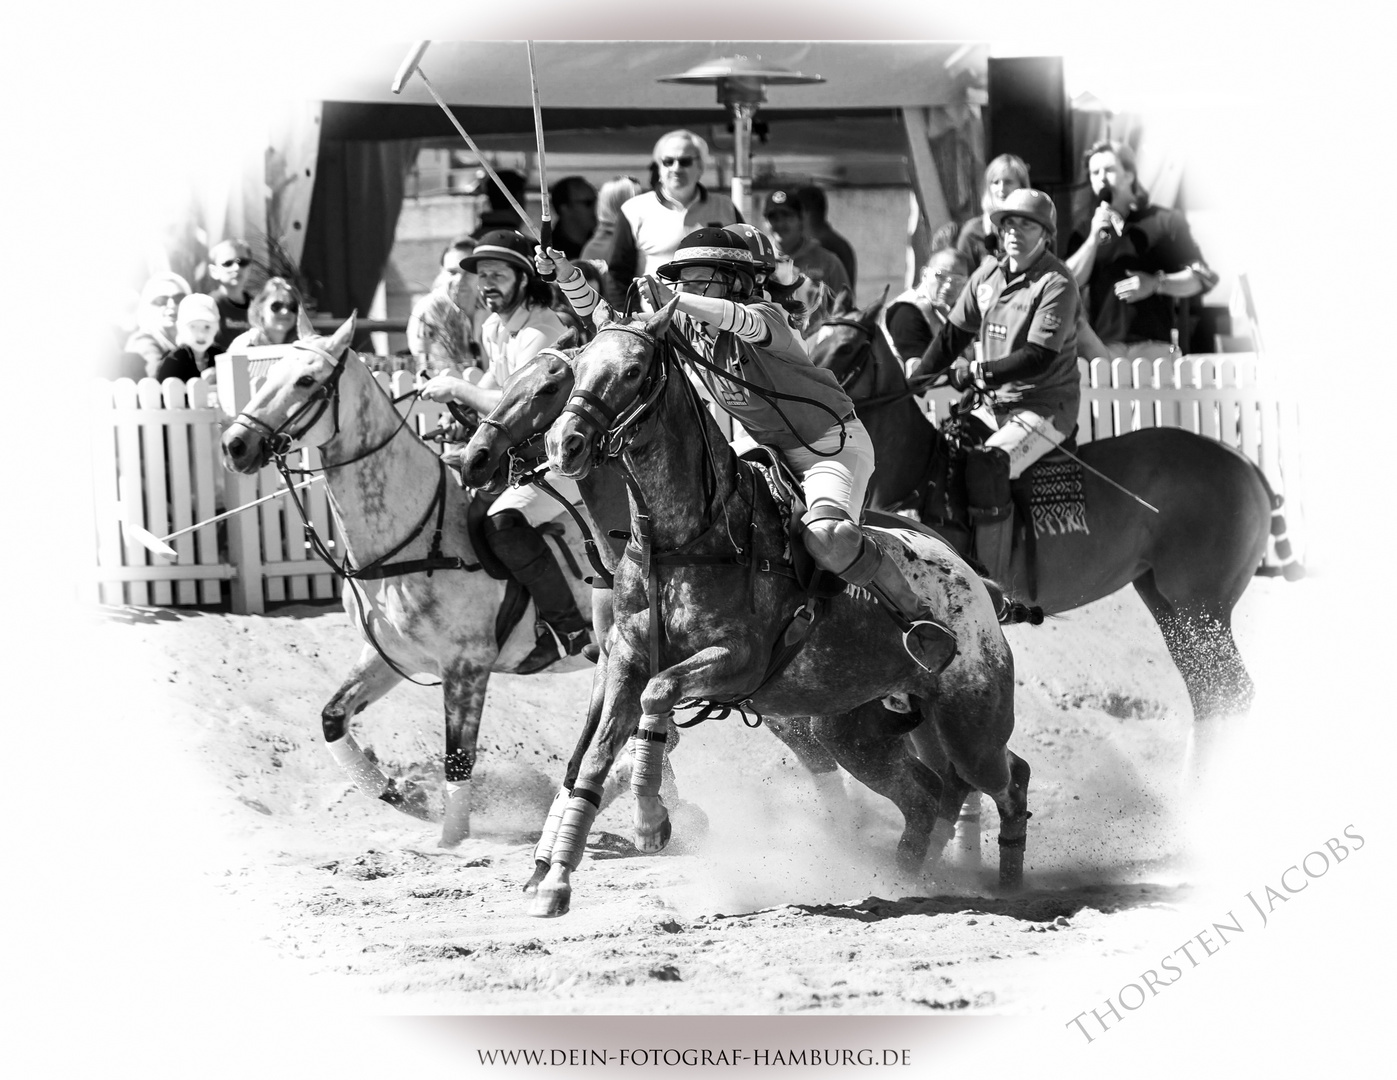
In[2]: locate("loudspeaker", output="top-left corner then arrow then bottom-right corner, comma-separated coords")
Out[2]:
987,56 -> 1069,186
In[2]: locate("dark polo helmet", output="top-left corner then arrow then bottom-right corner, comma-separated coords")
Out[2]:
723,223 -> 778,274
656,228 -> 757,284
457,229 -> 537,276
989,188 -> 1057,234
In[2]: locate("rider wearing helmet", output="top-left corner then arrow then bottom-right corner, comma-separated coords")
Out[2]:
538,228 -> 957,674
419,229 -> 592,673
908,188 -> 1083,575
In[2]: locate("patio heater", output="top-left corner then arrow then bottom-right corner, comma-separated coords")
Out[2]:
658,56 -> 825,220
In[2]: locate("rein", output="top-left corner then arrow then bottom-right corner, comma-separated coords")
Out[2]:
245,345 -> 482,687
820,315 -> 945,409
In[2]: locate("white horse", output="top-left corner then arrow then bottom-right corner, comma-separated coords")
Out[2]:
221,314 -> 618,847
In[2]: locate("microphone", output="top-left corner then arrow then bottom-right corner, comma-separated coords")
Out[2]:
1096,183 -> 1116,241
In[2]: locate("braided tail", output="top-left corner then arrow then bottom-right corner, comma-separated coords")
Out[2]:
980,576 -> 1045,625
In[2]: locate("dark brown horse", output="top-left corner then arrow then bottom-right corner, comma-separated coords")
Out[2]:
808,295 -> 1278,776
532,300 -> 1031,917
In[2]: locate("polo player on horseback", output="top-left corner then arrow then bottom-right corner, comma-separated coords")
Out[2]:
907,188 -> 1084,574
537,227 -> 956,674
420,229 -> 594,673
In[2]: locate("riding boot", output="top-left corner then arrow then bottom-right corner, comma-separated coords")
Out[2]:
965,446 -> 1014,584
837,533 -> 958,676
482,510 -> 592,674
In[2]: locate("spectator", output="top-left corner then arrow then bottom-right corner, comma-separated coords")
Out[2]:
120,272 -> 192,378
580,174 -> 644,308
762,188 -> 852,299
884,247 -> 973,369
226,277 -> 304,351
548,176 -> 598,260
153,295 -> 221,381
418,231 -> 587,674
407,236 -> 485,378
205,239 -> 256,351
1065,139 -> 1218,361
956,154 -> 1032,270
794,183 -> 857,294
605,130 -> 742,291
470,169 -> 529,239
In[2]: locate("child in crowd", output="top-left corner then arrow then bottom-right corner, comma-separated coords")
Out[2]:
153,295 -> 222,381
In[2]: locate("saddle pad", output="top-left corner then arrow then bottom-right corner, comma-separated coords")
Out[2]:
1028,458 -> 1089,537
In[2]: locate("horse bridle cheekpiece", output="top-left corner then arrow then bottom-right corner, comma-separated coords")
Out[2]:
562,324 -> 667,458
234,340 -> 347,461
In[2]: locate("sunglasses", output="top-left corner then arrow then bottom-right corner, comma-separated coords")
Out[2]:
148,295 -> 185,307
660,156 -> 695,168
268,301 -> 299,314
218,257 -> 251,268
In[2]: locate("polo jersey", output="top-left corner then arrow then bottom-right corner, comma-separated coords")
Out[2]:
948,250 -> 1081,411
677,301 -> 853,450
479,301 -> 570,388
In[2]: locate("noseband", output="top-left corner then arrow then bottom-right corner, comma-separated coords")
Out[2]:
561,324 -> 669,458
232,341 -> 348,459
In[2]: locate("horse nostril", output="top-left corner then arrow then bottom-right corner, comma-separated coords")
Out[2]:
227,437 -> 245,458
560,432 -> 585,461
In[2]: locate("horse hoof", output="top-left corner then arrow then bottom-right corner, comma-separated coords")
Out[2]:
634,813 -> 672,855
380,780 -> 439,823
997,850 -> 1025,891
437,829 -> 467,850
522,861 -> 549,896
528,885 -> 572,918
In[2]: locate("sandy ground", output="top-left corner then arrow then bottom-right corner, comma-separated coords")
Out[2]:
74,577 -> 1316,1020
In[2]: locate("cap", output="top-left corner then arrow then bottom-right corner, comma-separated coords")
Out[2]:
762,188 -> 804,218
177,294 -> 220,325
457,230 -> 536,276
989,188 -> 1058,234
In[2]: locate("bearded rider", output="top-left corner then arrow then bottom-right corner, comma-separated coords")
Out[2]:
538,228 -> 957,674
419,230 -> 592,673
908,188 -> 1083,574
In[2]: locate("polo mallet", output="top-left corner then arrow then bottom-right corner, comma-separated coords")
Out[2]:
117,477 -> 326,560
525,40 -> 554,280
391,40 -> 539,241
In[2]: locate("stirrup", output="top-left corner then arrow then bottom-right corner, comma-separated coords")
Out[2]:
903,618 -> 957,676
516,623 -> 592,675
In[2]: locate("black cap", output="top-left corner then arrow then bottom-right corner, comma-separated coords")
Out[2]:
762,188 -> 804,217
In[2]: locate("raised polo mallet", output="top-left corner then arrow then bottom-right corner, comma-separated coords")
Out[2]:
525,40 -> 554,279
391,40 -> 540,241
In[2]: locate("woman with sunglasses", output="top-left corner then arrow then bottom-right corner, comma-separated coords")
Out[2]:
226,277 -> 305,352
122,272 -> 192,378
206,239 -> 256,350
602,130 -> 742,297
538,231 -> 958,675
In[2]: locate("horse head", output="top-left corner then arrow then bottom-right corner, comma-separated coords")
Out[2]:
221,313 -> 358,473
806,288 -> 888,397
460,344 -> 577,490
546,298 -> 678,480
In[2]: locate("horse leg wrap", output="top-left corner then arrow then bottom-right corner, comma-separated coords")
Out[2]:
533,788 -> 570,865
630,712 -> 673,797
326,734 -> 389,798
953,793 -> 983,862
552,779 -> 605,871
441,780 -> 472,846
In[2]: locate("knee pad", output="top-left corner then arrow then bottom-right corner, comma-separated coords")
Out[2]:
802,506 -> 879,584
482,509 -> 547,569
965,446 -> 1011,515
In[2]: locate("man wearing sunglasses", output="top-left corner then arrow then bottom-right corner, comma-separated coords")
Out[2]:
603,130 -> 742,298
909,188 -> 1082,578
206,239 -> 256,351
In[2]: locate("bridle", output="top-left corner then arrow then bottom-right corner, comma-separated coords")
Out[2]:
560,324 -> 670,461
232,340 -> 350,459
817,313 -> 947,410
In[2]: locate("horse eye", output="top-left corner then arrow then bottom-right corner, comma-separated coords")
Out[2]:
538,383 -> 558,396
296,375 -> 317,388
624,365 -> 642,380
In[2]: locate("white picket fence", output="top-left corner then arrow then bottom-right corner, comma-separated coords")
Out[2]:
90,352 -> 1306,612
89,364 -> 452,613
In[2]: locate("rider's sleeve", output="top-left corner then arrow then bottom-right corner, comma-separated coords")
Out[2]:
886,303 -> 934,361
979,342 -> 1056,385
910,321 -> 975,381
672,293 -> 773,346
559,270 -> 600,318
608,209 -> 639,285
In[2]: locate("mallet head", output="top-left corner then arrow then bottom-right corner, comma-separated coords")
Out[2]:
391,40 -> 432,94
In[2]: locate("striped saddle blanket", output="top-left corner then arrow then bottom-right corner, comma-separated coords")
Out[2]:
1025,457 -> 1089,537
